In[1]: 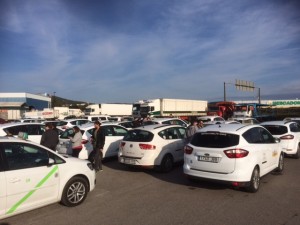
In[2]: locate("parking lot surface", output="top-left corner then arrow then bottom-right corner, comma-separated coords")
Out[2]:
1,157 -> 300,225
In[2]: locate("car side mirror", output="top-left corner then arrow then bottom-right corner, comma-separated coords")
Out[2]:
48,158 -> 55,166
274,137 -> 281,143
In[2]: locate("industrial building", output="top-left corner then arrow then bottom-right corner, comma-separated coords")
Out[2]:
0,93 -> 51,120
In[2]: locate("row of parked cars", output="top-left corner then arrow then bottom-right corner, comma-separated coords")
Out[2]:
0,116 -> 299,219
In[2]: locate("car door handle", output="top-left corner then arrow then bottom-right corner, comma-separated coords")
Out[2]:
9,178 -> 21,183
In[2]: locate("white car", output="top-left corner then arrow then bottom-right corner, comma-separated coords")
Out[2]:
56,119 -> 91,130
183,124 -> 283,192
261,121 -> 300,158
284,117 -> 300,126
0,122 -> 45,143
58,123 -> 128,159
118,124 -> 188,172
141,117 -> 189,128
197,116 -> 225,123
230,117 -> 260,124
0,137 -> 96,220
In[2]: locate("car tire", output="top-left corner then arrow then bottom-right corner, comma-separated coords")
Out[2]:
274,153 -> 284,174
61,176 -> 89,207
246,166 -> 260,193
160,154 -> 173,173
294,144 -> 300,159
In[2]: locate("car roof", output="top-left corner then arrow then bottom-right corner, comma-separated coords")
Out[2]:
196,123 -> 258,134
284,117 -> 300,121
78,122 -> 127,130
130,124 -> 184,132
261,121 -> 294,126
0,136 -> 31,142
61,118 -> 91,122
198,116 -> 222,119
0,122 -> 44,128
150,117 -> 184,122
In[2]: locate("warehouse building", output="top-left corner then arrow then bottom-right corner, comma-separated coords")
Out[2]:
0,93 -> 51,120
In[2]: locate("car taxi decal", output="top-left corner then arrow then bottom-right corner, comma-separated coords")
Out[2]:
6,165 -> 58,215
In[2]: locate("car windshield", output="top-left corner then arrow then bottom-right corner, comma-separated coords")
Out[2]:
191,132 -> 239,148
123,129 -> 154,142
262,125 -> 288,135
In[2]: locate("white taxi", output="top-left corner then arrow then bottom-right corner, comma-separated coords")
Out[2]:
0,137 -> 96,219
118,124 -> 187,172
183,124 -> 283,192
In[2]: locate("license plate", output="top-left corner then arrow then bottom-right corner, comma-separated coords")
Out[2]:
198,156 -> 219,163
124,158 -> 135,165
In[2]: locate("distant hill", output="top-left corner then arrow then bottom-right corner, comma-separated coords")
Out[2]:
52,96 -> 90,109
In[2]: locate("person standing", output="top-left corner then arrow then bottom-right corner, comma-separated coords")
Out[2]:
69,126 -> 83,158
40,123 -> 59,151
187,120 -> 199,141
88,120 -> 105,172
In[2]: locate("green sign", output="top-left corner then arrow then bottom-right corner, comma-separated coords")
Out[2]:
273,101 -> 300,106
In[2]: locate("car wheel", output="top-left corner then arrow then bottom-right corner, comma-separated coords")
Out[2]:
294,144 -> 300,159
61,176 -> 89,207
160,154 -> 173,173
274,153 -> 284,174
246,167 -> 260,193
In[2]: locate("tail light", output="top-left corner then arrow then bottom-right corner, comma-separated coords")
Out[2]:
224,149 -> 249,158
280,135 -> 294,140
119,142 -> 126,149
184,146 -> 193,154
139,144 -> 156,150
82,139 -> 88,144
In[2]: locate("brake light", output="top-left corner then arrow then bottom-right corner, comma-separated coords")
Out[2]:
184,146 -> 193,155
120,142 -> 126,147
139,144 -> 156,150
224,149 -> 249,158
280,135 -> 294,140
82,139 -> 88,144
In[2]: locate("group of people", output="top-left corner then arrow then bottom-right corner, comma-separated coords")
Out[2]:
187,119 -> 204,141
40,120 -> 105,172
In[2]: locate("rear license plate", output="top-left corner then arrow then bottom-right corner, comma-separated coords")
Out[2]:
198,156 -> 219,163
124,158 -> 135,165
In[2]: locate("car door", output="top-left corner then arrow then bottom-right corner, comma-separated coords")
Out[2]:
160,127 -> 182,161
174,127 -> 188,161
0,153 -> 6,218
1,142 -> 60,217
259,127 -> 280,170
243,127 -> 271,174
102,125 -> 128,158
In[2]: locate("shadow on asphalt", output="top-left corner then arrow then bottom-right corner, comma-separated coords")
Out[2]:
102,157 -> 233,191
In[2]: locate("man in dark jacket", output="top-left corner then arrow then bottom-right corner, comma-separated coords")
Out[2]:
88,120 -> 105,172
40,123 -> 59,151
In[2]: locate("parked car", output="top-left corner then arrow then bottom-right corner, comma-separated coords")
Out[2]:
140,117 -> 189,128
0,136 -> 96,219
284,117 -> 300,126
230,117 -> 260,124
0,122 -> 45,143
197,116 -> 225,123
56,119 -> 91,130
183,124 -> 283,192
82,115 -> 111,122
261,121 -> 300,158
118,124 -> 188,172
58,123 -> 128,159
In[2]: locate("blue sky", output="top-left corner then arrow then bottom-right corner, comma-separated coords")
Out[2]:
0,0 -> 299,103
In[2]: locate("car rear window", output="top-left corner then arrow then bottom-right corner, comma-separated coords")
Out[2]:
123,129 -> 154,142
263,125 -> 288,135
191,132 -> 239,148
